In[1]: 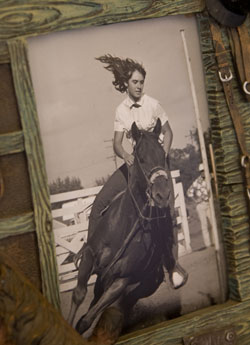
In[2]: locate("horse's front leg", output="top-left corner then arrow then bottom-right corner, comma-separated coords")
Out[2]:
67,244 -> 95,325
75,277 -> 129,334
88,307 -> 124,345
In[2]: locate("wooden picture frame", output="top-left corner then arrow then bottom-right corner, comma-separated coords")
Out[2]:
1,1 -> 250,344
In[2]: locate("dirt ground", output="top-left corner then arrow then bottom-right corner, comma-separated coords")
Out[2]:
60,199 -> 226,338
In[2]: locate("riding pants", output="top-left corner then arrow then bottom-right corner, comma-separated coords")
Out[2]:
88,164 -> 128,235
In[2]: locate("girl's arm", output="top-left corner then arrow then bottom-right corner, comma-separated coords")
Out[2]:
113,131 -> 134,166
161,121 -> 173,157
161,121 -> 175,219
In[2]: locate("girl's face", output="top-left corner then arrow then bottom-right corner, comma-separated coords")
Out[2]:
126,70 -> 145,102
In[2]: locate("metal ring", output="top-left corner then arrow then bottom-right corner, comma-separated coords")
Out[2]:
219,69 -> 233,82
243,81 -> 250,95
241,155 -> 250,168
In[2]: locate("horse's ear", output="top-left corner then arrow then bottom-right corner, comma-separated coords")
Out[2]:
131,122 -> 141,142
153,118 -> 162,138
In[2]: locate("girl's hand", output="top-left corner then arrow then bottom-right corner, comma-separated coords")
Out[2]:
123,152 -> 134,166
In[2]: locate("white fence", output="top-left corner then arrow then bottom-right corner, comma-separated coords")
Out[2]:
51,171 -> 191,293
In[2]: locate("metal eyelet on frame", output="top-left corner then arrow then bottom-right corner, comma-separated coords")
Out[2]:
183,327 -> 236,344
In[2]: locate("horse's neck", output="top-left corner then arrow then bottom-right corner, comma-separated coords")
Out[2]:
127,174 -> 148,208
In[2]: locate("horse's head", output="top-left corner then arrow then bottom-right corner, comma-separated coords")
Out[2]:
131,118 -> 171,209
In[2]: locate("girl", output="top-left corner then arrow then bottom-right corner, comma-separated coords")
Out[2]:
89,54 -> 187,289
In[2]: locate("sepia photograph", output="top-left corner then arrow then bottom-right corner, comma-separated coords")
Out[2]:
27,14 -> 226,337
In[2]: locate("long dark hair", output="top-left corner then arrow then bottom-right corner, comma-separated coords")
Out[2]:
96,54 -> 146,93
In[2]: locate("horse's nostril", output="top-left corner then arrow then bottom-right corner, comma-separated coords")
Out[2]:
156,193 -> 162,201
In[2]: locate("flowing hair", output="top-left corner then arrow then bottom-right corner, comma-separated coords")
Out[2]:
96,54 -> 146,93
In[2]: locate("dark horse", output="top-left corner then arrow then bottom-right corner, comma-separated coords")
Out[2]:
68,118 -> 174,334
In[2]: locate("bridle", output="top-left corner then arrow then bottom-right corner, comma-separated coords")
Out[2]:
127,135 -> 170,222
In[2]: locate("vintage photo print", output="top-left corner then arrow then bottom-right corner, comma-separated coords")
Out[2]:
27,15 -> 225,337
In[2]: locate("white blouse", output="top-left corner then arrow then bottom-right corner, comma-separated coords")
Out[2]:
114,94 -> 168,138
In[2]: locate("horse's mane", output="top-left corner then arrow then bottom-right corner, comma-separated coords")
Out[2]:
133,130 -> 161,147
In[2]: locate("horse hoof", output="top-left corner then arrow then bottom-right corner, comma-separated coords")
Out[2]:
89,308 -> 124,344
75,317 -> 89,334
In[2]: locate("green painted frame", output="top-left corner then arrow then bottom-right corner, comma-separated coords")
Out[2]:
1,1 -> 250,344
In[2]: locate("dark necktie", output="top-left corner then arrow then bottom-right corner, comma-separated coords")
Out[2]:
130,103 -> 141,109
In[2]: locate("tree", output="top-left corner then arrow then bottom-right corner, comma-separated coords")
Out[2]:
49,176 -> 83,210
169,143 -> 201,194
49,176 -> 83,195
95,175 -> 111,186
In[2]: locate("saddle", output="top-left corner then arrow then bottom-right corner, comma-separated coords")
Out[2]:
100,190 -> 125,216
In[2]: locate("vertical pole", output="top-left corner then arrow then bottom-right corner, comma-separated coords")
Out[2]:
180,29 -> 220,252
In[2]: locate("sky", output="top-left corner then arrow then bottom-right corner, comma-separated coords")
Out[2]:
27,15 -> 209,188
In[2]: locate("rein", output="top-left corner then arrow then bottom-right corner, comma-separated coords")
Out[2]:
127,139 -> 169,222
127,181 -> 167,222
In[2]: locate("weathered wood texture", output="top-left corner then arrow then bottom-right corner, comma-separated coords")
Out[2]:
0,212 -> 34,240
7,38 -> 61,309
0,1 -> 205,41
0,232 -> 42,290
0,131 -> 24,155
198,13 -> 250,301
0,153 -> 33,218
0,40 -> 9,63
0,251 -> 90,345
118,298 -> 250,344
0,64 -> 21,132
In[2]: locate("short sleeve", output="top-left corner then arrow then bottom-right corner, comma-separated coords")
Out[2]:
155,102 -> 168,126
114,108 -> 125,132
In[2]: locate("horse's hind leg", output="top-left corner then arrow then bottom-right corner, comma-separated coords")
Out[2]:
67,244 -> 94,325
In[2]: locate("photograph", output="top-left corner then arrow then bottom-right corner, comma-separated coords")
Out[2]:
27,14 -> 226,337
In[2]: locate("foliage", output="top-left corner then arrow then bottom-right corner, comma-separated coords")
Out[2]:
95,175 -> 111,186
49,176 -> 83,210
49,176 -> 83,195
169,145 -> 201,193
169,127 -> 210,194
